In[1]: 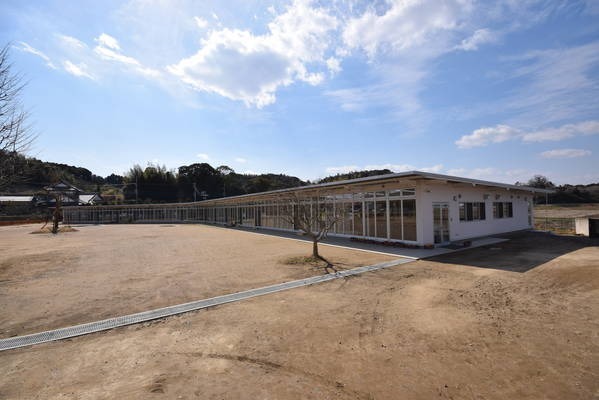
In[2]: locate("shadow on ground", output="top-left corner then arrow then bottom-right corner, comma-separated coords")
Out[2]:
428,231 -> 598,273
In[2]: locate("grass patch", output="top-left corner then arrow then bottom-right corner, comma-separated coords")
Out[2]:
282,255 -> 344,274
282,255 -> 325,266
30,226 -> 79,234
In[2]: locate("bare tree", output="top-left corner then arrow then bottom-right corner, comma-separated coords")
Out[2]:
43,183 -> 78,234
280,192 -> 341,262
0,43 -> 36,190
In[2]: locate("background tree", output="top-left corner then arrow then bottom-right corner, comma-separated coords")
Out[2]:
280,192 -> 341,264
123,163 -> 177,203
526,175 -> 555,189
523,175 -> 555,204
177,162 -> 222,200
0,43 -> 36,190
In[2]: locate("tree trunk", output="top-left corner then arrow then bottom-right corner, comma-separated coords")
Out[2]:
312,239 -> 319,259
51,197 -> 61,234
52,208 -> 59,234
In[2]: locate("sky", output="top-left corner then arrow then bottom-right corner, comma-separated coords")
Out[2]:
1,0 -> 598,184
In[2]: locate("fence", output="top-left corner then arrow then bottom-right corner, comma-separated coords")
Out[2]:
533,217 -> 575,235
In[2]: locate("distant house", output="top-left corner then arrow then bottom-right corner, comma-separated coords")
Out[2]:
0,195 -> 37,216
43,181 -> 83,206
38,182 -> 103,206
0,195 -> 35,204
1,182 -> 103,210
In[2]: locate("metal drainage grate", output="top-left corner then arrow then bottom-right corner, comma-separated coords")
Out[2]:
0,258 -> 413,352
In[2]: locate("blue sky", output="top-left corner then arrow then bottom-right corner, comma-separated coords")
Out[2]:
1,0 -> 598,184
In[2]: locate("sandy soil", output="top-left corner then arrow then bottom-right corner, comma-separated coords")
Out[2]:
1,229 -> 598,399
0,224 -> 395,338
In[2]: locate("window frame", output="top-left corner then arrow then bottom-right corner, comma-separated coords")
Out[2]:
459,202 -> 486,222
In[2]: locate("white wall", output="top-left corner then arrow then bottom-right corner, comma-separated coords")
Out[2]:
416,182 -> 533,245
575,218 -> 590,236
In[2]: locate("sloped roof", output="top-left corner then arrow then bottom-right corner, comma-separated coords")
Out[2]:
198,170 -> 554,205
44,181 -> 82,193
79,194 -> 102,204
0,195 -> 34,203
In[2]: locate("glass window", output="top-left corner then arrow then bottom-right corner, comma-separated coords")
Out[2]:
353,202 -> 363,236
460,202 -> 486,221
505,202 -> 513,218
402,199 -> 417,241
325,202 -> 335,231
342,202 -> 353,235
365,201 -> 375,237
493,202 -> 512,218
388,188 -> 415,198
375,199 -> 387,238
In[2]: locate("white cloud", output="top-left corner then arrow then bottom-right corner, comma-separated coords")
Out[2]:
322,165 -> 540,184
326,163 -> 443,175
93,33 -> 162,79
364,163 -> 444,173
167,0 -> 338,107
326,57 -> 341,75
457,120 -> 599,148
445,168 -> 466,176
63,60 -> 95,80
16,42 -> 57,69
446,167 -> 497,179
419,164 -> 445,173
522,120 -> 599,142
540,149 -> 591,159
19,0 -> 587,123
455,125 -> 520,148
445,167 -> 535,183
95,44 -> 139,66
57,34 -> 87,49
197,153 -> 210,160
342,0 -> 472,59
325,63 -> 426,117
329,0 -> 481,125
328,1 -> 567,126
194,16 -> 208,29
502,42 -> 599,125
96,33 -> 121,50
455,28 -> 496,51
325,165 -> 359,174
234,157 -> 247,163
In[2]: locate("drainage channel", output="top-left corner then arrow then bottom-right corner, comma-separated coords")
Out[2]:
0,258 -> 413,352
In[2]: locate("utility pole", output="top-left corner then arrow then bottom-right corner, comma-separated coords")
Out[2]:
135,175 -> 138,204
193,182 -> 198,202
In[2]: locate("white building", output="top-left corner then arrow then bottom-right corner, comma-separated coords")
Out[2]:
63,171 -> 551,246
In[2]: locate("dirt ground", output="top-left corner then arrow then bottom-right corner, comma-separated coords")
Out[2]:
535,203 -> 599,218
1,228 -> 598,399
0,224 -> 394,338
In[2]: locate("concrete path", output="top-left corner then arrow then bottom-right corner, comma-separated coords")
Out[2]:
228,226 -> 509,259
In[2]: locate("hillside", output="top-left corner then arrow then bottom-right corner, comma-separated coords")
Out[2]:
1,153 -> 307,203
3,154 -> 598,204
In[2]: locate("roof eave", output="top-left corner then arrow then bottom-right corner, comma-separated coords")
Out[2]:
198,170 -> 554,204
